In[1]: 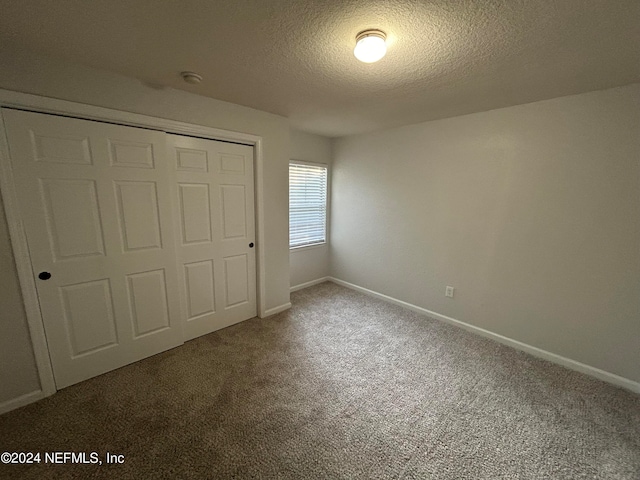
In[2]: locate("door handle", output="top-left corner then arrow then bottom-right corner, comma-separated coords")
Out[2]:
38,271 -> 52,280
249,242 -> 254,248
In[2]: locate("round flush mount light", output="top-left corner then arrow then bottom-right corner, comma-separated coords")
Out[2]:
181,71 -> 203,84
353,29 -> 387,63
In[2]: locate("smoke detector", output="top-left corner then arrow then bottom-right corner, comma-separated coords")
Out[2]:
181,71 -> 203,84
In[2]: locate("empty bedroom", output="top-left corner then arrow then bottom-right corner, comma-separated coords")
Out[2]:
0,1 -> 638,479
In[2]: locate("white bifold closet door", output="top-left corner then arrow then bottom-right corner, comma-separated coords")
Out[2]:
2,109 -> 256,389
168,134 -> 256,340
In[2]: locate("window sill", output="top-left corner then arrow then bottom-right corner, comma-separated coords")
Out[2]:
290,242 -> 327,252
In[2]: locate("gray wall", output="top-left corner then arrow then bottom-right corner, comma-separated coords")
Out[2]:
0,195 -> 41,403
289,129 -> 332,288
331,84 -> 640,382
0,50 -> 291,406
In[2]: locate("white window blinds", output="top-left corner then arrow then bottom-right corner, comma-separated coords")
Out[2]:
289,162 -> 328,248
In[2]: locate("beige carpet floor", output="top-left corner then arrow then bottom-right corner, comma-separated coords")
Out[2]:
1,281 -> 639,479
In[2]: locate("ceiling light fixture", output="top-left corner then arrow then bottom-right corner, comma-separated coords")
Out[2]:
353,29 -> 387,63
181,71 -> 203,84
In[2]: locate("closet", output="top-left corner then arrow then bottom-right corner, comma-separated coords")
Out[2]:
2,109 -> 256,388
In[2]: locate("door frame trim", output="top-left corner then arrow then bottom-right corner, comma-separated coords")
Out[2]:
0,89 -> 268,398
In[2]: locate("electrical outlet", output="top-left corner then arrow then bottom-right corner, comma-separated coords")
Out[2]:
445,286 -> 454,298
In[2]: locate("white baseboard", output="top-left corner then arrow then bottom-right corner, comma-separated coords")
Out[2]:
0,389 -> 46,415
328,277 -> 640,394
262,302 -> 292,318
290,277 -> 330,293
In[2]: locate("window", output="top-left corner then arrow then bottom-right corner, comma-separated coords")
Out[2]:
289,162 -> 328,248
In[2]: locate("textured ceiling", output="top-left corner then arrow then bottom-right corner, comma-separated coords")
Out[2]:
0,0 -> 639,137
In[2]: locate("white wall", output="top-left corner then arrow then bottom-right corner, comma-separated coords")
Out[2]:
289,129 -> 332,289
0,50 -> 291,405
331,84 -> 640,383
